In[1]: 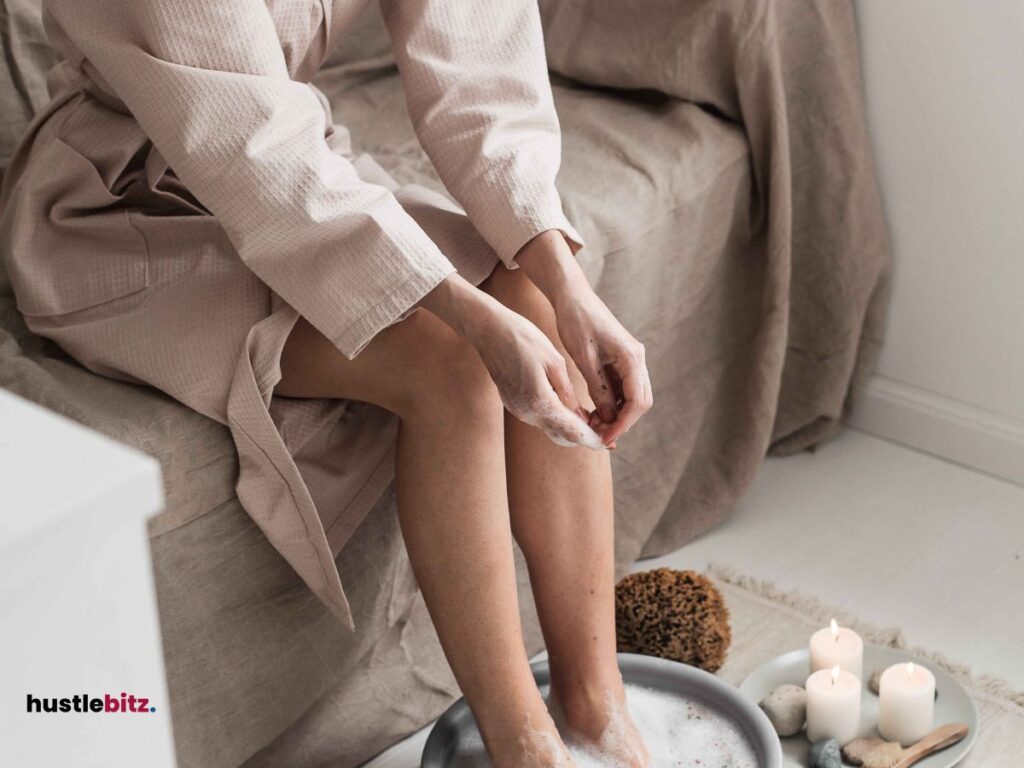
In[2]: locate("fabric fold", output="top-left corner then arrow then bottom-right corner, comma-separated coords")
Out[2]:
225,305 -> 355,628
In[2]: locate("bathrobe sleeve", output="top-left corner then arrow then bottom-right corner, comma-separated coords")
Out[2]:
378,0 -> 585,267
44,0 -> 456,358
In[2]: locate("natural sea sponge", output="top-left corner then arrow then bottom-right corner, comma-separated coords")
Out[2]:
614,568 -> 731,672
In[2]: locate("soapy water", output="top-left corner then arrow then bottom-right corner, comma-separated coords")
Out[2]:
551,688 -> 648,768
508,397 -> 608,451
515,711 -> 575,768
449,684 -> 759,768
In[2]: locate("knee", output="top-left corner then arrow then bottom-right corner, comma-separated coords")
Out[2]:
435,337 -> 503,424
392,316 -> 502,428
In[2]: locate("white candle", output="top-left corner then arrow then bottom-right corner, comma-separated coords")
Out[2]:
806,665 -> 862,745
878,662 -> 935,746
809,619 -> 864,681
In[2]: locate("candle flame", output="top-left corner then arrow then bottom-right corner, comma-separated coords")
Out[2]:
830,618 -> 839,639
906,661 -> 915,678
831,665 -> 841,685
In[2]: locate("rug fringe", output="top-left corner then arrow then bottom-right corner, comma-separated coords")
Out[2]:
705,562 -> 1024,710
973,675 -> 1024,708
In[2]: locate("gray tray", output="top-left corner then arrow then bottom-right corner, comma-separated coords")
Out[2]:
422,652 -> 783,767
739,645 -> 978,768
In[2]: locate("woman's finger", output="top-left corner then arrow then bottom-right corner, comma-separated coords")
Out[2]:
546,358 -> 585,418
576,347 -> 618,423
529,392 -> 606,450
598,357 -> 650,445
604,363 -> 624,407
642,367 -> 654,410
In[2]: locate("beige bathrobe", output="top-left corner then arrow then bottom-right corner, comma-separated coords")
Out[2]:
0,0 -> 585,627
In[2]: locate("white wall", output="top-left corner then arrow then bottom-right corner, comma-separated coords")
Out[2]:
852,1 -> 1024,485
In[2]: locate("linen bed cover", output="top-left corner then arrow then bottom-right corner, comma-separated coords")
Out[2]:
0,0 -> 890,765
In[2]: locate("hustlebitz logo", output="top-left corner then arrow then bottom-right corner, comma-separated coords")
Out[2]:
27,692 -> 156,714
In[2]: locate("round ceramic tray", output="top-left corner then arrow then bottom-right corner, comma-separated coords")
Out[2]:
739,644 -> 978,768
422,652 -> 782,768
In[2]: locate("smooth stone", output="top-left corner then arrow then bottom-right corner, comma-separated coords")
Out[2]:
869,669 -> 883,695
808,739 -> 842,768
758,684 -> 807,736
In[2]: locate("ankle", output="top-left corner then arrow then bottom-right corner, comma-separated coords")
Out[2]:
549,670 -> 626,739
486,707 -> 573,768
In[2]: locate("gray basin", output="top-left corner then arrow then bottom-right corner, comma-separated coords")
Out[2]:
421,652 -> 782,767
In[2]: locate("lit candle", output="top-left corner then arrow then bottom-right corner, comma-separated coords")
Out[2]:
809,618 -> 864,681
806,665 -> 862,745
878,662 -> 935,746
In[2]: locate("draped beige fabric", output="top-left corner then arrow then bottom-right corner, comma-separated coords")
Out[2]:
0,0 -> 891,765
538,0 -> 892,462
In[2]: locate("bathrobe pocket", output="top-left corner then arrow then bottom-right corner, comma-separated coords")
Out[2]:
9,134 -> 150,317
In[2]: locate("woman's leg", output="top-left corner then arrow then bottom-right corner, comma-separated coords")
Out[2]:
482,268 -> 648,766
277,311 -> 570,768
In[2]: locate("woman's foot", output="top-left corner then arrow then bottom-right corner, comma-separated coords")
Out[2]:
488,707 -> 577,768
549,671 -> 649,768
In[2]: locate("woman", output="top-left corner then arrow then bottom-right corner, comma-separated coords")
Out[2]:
1,0 -> 653,765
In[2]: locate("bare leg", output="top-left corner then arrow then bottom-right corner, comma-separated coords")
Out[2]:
483,268 -> 648,767
277,311 -> 570,767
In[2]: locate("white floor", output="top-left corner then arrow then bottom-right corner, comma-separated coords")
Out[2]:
365,429 -> 1024,767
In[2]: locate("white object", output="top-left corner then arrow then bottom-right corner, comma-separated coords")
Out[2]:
878,662 -> 936,746
809,619 -> 864,681
0,388 -> 174,767
854,1 -> 1024,484
806,666 -> 862,745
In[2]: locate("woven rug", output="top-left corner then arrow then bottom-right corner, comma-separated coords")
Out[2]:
707,565 -> 1024,767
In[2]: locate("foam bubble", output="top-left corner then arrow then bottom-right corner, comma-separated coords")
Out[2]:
510,397 -> 607,451
552,688 -> 647,768
450,684 -> 759,768
518,714 -> 574,768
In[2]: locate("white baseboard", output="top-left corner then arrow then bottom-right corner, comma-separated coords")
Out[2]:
849,375 -> 1024,487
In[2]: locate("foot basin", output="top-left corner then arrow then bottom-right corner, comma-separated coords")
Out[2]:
421,652 -> 783,767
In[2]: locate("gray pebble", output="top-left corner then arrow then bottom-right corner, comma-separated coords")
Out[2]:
758,684 -> 807,737
869,669 -> 883,695
808,738 -> 842,768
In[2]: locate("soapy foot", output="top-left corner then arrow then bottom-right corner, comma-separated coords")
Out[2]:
492,710 -> 577,768
550,684 -> 649,768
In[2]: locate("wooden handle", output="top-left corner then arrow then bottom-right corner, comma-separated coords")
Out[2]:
896,723 -> 969,768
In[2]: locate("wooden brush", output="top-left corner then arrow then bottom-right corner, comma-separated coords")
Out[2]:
854,739 -> 902,768
842,736 -> 900,766
862,723 -> 969,768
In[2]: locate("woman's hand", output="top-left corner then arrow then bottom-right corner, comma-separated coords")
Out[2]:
516,231 -> 653,446
418,274 -> 606,450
